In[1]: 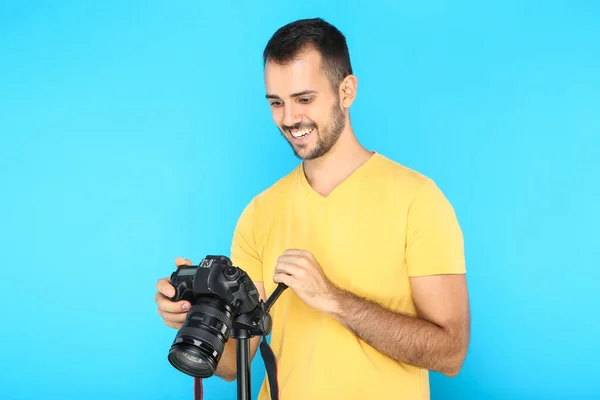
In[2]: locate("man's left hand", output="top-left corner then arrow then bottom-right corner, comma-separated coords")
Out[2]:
273,249 -> 340,314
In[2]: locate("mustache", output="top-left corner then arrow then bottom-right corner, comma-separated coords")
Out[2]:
282,122 -> 316,132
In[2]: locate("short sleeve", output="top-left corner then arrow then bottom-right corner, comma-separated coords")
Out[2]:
405,178 -> 466,277
230,200 -> 264,282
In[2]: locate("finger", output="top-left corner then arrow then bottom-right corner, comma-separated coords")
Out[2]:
274,261 -> 304,277
175,257 -> 193,267
160,316 -> 183,330
158,309 -> 188,324
165,321 -> 183,330
273,272 -> 296,287
277,254 -> 302,264
282,249 -> 308,256
278,255 -> 312,270
156,277 -> 176,297
156,293 -> 191,313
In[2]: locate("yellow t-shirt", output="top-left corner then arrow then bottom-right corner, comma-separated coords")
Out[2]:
230,152 -> 466,400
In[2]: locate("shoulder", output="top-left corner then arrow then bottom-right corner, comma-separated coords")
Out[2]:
367,153 -> 459,222
369,152 -> 438,197
235,164 -> 300,224
251,165 -> 298,209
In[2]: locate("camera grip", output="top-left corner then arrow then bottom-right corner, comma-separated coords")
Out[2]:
169,278 -> 194,303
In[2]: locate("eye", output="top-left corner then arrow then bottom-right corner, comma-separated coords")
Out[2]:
298,97 -> 313,104
269,100 -> 283,107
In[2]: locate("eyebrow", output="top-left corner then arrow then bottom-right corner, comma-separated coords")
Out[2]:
265,90 -> 318,100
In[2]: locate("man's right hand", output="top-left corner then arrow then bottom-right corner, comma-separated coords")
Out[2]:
155,257 -> 193,330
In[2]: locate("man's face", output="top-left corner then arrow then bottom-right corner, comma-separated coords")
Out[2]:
264,49 -> 346,160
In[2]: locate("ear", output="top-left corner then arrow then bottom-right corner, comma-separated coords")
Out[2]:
338,75 -> 358,109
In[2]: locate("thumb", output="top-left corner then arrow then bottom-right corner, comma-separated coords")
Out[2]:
175,257 -> 193,267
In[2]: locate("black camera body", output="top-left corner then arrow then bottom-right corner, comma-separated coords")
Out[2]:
169,255 -> 261,316
167,255 -> 277,379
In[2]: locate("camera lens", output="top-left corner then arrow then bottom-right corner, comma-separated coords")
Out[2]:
170,346 -> 213,377
168,297 -> 234,378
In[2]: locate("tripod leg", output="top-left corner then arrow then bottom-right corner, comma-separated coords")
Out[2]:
236,337 -> 251,400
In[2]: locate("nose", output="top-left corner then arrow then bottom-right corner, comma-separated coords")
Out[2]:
282,103 -> 301,128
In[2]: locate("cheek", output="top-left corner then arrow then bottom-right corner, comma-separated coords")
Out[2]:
310,103 -> 330,123
309,110 -> 326,128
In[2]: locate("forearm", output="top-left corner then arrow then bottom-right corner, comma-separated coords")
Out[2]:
328,288 -> 467,376
214,337 -> 261,382
213,340 -> 237,381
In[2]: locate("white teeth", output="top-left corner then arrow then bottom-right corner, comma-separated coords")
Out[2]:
291,127 -> 313,138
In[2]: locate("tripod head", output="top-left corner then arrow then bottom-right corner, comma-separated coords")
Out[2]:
231,283 -> 287,339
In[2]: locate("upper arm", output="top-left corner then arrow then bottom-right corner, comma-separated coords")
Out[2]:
231,199 -> 264,282
405,178 -> 466,277
409,274 -> 470,376
228,200 -> 266,366
404,178 -> 470,346
409,274 -> 470,338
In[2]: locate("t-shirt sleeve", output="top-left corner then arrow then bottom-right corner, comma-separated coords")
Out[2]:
405,178 -> 466,277
230,199 -> 264,282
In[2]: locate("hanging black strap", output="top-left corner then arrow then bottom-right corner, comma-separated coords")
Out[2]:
259,336 -> 280,400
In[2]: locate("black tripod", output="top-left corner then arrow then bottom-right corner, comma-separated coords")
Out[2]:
230,283 -> 287,400
232,329 -> 253,400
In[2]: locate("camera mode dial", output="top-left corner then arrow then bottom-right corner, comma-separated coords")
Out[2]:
224,266 -> 240,281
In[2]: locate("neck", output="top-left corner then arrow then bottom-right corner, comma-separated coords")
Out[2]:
302,126 -> 374,195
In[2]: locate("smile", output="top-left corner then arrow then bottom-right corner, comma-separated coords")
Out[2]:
289,127 -> 314,139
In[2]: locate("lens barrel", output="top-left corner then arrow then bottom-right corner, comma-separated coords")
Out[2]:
168,297 -> 234,378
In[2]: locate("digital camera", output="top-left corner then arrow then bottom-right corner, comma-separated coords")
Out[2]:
167,255 -> 273,378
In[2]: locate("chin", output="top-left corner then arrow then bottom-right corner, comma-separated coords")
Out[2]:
293,149 -> 312,160
296,150 -> 323,161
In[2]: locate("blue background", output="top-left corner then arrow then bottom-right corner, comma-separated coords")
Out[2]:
1,1 -> 598,399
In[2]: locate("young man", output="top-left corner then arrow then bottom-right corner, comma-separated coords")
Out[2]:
156,17 -> 470,400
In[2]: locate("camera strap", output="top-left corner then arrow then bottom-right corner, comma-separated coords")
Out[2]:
259,336 -> 280,400
194,377 -> 203,400
192,337 -> 280,400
